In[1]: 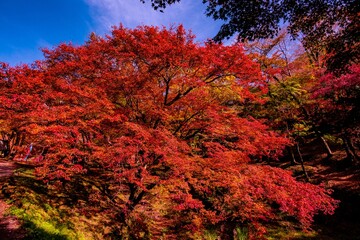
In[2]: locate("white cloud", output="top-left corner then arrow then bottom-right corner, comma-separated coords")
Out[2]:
84,0 -> 222,42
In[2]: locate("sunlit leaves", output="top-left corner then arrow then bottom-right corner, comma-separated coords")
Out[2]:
0,25 -> 338,238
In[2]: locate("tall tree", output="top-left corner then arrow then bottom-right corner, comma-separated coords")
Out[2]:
0,25 -> 337,238
243,33 -> 335,161
310,63 -> 360,162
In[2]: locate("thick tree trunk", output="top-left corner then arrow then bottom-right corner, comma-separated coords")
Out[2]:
8,130 -> 24,156
296,143 -> 310,182
220,221 -> 237,240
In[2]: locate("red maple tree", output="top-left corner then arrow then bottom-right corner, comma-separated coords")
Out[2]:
0,25 -> 337,238
310,64 -> 360,162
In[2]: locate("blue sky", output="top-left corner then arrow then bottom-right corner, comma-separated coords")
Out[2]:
0,0 -> 222,66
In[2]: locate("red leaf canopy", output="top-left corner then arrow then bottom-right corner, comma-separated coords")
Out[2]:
0,25 -> 337,238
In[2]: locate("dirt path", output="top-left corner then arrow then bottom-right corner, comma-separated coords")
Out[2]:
0,159 -> 25,239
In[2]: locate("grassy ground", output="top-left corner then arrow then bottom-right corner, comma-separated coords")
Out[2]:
2,165 -> 110,240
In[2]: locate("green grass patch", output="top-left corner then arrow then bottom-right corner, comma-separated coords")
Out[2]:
4,167 -> 91,240
9,201 -> 79,240
266,225 -> 317,239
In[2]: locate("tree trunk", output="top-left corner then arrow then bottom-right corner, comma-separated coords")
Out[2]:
1,140 -> 10,157
320,136 -> 333,158
296,143 -> 310,182
346,137 -> 359,161
287,146 -> 299,165
220,221 -> 236,240
343,135 -> 358,162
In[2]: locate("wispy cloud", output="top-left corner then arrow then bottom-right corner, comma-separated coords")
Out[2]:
84,0 -> 222,42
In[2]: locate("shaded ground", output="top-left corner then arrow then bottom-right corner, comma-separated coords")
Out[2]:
308,154 -> 360,240
0,159 -> 26,240
276,140 -> 360,240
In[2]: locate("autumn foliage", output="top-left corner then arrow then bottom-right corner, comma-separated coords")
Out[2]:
309,64 -> 360,160
0,25 -> 337,238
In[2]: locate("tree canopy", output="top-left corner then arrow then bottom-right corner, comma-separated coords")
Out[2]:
0,25 -> 338,238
